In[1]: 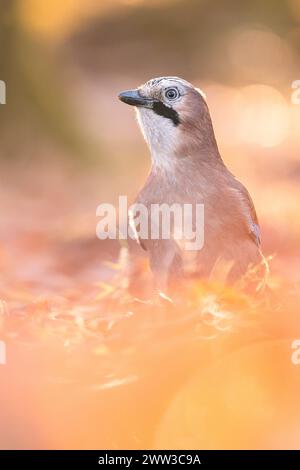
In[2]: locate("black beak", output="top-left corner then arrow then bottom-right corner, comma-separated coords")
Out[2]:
118,89 -> 153,108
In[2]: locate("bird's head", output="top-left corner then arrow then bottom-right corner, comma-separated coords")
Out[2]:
118,77 -> 219,170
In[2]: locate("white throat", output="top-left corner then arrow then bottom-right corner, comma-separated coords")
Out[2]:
136,108 -> 179,171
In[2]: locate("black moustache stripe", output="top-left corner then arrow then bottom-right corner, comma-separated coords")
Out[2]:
152,101 -> 180,126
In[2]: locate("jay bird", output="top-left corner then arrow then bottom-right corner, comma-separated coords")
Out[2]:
118,77 -> 268,293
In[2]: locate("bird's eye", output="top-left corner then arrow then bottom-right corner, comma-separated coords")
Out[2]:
165,88 -> 180,101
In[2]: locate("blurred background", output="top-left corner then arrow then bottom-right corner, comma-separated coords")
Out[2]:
1,0 -> 300,280
1,0 -> 300,450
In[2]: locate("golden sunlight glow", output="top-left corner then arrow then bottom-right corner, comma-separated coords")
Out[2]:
227,28 -> 294,84
205,84 -> 290,148
18,0 -> 115,39
238,85 -> 290,148
17,0 -> 171,40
